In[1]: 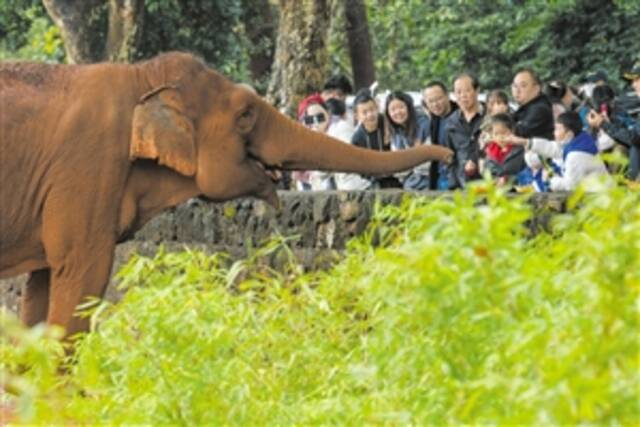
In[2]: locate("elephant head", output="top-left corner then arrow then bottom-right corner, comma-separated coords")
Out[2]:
130,52 -> 452,207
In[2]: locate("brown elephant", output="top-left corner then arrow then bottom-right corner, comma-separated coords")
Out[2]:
0,52 -> 452,337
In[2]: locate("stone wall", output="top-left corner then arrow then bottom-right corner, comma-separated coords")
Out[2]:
1,190 -> 568,314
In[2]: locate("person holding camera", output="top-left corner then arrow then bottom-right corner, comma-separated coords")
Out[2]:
587,77 -> 640,180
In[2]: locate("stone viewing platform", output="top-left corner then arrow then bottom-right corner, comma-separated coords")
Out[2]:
1,190 -> 569,313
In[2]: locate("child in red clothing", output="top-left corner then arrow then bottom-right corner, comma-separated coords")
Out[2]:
485,115 -> 515,164
480,90 -> 515,184
482,113 -> 519,185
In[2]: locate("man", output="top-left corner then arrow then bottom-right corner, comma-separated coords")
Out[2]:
345,89 -> 401,189
587,64 -> 640,179
422,81 -> 459,189
321,74 -> 353,103
445,73 -> 484,189
511,68 -> 554,140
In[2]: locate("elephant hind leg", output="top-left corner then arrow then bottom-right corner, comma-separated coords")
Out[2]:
20,268 -> 51,327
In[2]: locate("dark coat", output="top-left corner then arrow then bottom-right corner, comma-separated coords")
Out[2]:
513,94 -> 554,140
601,115 -> 640,179
445,107 -> 485,189
428,101 -> 459,189
351,114 -> 387,151
485,145 -> 526,178
350,115 -> 402,187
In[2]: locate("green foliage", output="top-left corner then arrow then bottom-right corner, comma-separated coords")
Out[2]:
2,183 -> 639,424
0,0 -> 252,80
0,2 -> 64,62
364,0 -> 640,91
139,0 -> 250,80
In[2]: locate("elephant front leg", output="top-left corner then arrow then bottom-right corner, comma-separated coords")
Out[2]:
20,268 -> 51,327
45,241 -> 116,338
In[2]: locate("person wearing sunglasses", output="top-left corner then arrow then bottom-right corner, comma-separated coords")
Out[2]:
292,95 -> 337,190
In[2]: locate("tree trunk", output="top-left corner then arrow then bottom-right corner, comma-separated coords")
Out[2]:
42,0 -> 104,63
43,0 -> 144,64
240,0 -> 276,86
105,0 -> 145,62
267,0 -> 331,117
345,0 -> 375,90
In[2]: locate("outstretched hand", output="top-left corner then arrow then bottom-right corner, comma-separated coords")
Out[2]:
494,132 -> 528,147
439,146 -> 455,165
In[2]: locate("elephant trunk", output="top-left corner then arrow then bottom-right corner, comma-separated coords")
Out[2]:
253,99 -> 452,176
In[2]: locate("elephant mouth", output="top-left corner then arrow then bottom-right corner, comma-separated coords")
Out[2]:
249,154 -> 282,182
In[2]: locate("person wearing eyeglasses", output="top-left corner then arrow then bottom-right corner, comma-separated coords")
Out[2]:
511,68 -> 554,141
422,81 -> 459,190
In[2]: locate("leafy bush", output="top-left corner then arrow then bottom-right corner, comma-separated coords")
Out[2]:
2,183 -> 639,424
0,3 -> 64,62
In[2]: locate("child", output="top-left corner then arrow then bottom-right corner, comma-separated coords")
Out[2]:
482,113 -> 524,185
516,151 -> 549,192
503,111 -> 610,191
486,89 -> 510,116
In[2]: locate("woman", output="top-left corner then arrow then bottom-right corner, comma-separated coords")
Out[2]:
293,94 -> 336,191
384,91 -> 431,190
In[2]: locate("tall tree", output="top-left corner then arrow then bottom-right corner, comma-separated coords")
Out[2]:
240,0 -> 276,88
267,0 -> 331,116
344,0 -> 374,90
105,0 -> 145,62
42,0 -> 104,63
42,0 -> 144,63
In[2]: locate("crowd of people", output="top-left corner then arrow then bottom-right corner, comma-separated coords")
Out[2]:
287,64 -> 640,193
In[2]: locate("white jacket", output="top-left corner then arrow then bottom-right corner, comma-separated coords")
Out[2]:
529,137 -> 611,192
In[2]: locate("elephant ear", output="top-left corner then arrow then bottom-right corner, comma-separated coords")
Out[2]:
130,86 -> 197,176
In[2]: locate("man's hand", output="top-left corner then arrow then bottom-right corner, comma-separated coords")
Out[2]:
464,160 -> 477,176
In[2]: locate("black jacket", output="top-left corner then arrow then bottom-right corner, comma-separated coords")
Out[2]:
485,145 -> 526,178
513,94 -> 554,140
351,115 -> 387,151
428,102 -> 459,189
350,115 -> 402,188
445,107 -> 485,189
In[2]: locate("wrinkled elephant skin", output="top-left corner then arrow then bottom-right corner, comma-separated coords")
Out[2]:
0,52 -> 453,336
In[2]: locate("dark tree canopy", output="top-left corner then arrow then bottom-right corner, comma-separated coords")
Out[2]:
2,0 -> 638,96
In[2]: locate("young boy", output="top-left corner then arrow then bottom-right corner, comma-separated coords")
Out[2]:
346,90 -> 401,188
503,111 -> 610,191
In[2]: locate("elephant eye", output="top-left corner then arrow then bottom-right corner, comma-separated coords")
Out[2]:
237,106 -> 257,135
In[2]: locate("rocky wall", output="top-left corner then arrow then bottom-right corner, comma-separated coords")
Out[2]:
1,190 -> 568,314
